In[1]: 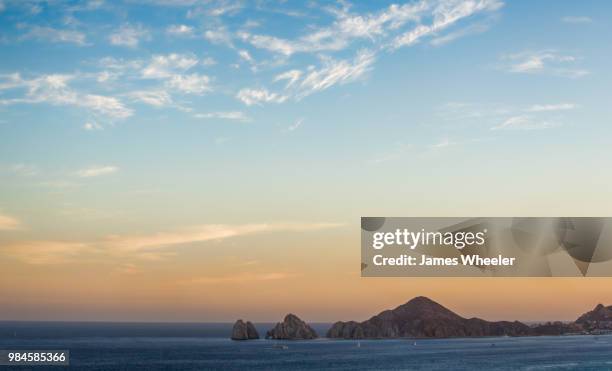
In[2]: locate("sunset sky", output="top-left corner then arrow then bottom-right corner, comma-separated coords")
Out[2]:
1,0 -> 612,323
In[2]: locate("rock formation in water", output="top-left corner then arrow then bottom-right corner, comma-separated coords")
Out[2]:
231,319 -> 259,340
326,296 -> 532,339
233,297 -> 612,341
575,303 -> 612,331
266,314 -> 318,340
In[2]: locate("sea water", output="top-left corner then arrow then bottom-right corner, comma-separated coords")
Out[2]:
1,322 -> 611,370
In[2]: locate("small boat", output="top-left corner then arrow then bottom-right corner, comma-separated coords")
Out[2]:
272,344 -> 289,350
413,341 -> 417,346
357,341 -> 361,348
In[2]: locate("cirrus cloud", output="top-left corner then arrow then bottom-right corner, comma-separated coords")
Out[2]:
76,165 -> 119,178
1,222 -> 344,264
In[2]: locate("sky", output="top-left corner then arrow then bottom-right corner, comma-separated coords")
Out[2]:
1,0 -> 612,323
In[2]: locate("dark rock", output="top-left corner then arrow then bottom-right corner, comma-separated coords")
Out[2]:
576,303 -> 612,323
231,319 -> 259,340
575,303 -> 612,331
326,296 -> 533,339
532,321 -> 583,336
266,314 -> 318,340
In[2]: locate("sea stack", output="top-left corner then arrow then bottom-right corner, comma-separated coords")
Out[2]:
266,314 -> 318,340
231,319 -> 259,340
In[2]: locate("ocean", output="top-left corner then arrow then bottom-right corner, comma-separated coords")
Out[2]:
0,322 -> 611,370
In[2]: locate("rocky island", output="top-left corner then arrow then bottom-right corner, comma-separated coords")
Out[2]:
231,319 -> 259,340
266,313 -> 318,340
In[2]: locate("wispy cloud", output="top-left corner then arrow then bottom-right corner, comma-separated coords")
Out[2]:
286,118 -> 304,132
194,111 -> 250,122
238,49 -> 375,105
430,22 -> 490,46
141,53 -> 199,79
438,101 -> 577,132
207,1 -> 243,17
237,32 -> 297,56
166,24 -> 194,36
103,222 -> 343,253
201,57 -> 217,66
182,0 -> 244,18
236,88 -> 287,106
66,0 -> 105,12
98,57 -> 144,71
180,272 -> 298,285
231,0 -> 501,104
204,27 -> 233,46
166,73 -> 212,94
128,90 -> 173,107
238,49 -> 253,63
239,0 -> 501,56
2,241 -> 88,264
561,16 -> 592,24
109,24 -> 149,47
83,121 -> 103,131
0,212 -> 20,230
0,53 -> 216,119
80,94 -> 134,118
296,50 -> 375,98
390,0 -> 502,49
1,221 -> 344,264
21,26 -> 87,45
76,165 -> 118,178
274,70 -> 302,88
526,103 -> 578,112
0,1 -> 506,123
137,54 -> 212,95
96,71 -> 119,83
501,50 -> 589,78
491,115 -> 558,130
0,73 -> 133,119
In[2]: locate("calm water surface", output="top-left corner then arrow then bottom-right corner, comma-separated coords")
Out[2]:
0,322 -> 610,370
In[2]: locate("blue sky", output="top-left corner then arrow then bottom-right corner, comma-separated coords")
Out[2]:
1,0 -> 611,235
1,1 -> 612,321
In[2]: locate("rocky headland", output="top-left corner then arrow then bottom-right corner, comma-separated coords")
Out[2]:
326,296 -> 532,339
327,297 -> 612,339
575,303 -> 612,332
